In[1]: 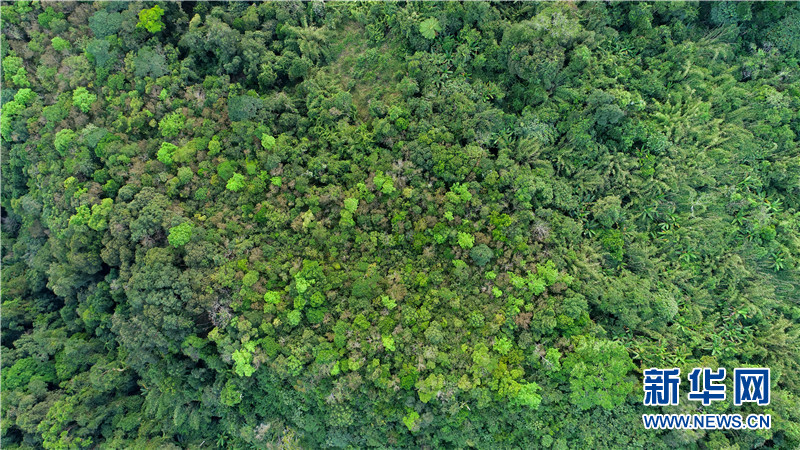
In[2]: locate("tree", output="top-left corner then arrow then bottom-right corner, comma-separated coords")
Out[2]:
260,133 -> 276,150
242,271 -> 258,286
766,8 -> 800,57
232,343 -> 256,377
133,47 -> 168,78
168,222 -> 194,248
402,410 -> 420,431
503,21 -> 568,89
72,87 -> 96,113
14,88 -> 36,106
511,382 -> 542,409
38,6 -> 64,30
226,173 -> 246,192
137,5 -> 165,33
220,380 -> 243,406
419,18 -> 441,40
562,338 -> 635,410
217,160 -> 235,180
381,335 -> 395,352
373,171 -> 396,195
159,112 -> 185,138
51,37 -> 70,51
415,373 -> 445,403
89,10 -> 123,38
339,210 -> 355,228
287,309 -> 302,327
157,142 -> 178,165
344,198 -> 359,213
54,129 -> 76,155
470,244 -> 493,266
2,55 -> 30,87
264,291 -> 282,306
493,336 -> 512,355
592,196 -> 622,228
177,166 -> 193,185
457,232 -> 474,249
380,295 -> 396,310
88,199 -> 113,231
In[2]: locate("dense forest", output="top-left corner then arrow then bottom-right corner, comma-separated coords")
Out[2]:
2,1 -> 799,448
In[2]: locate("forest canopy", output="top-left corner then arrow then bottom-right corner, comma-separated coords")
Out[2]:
2,1 -> 799,448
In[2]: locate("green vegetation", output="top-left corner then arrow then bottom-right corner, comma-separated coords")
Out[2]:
225,172 -> 246,192
2,2 -> 799,449
167,221 -> 194,248
136,5 -> 164,33
419,17 -> 442,40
